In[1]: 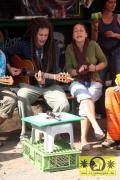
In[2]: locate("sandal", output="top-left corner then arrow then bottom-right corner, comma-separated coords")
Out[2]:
80,144 -> 91,151
116,144 -> 120,150
95,132 -> 105,141
102,139 -> 116,148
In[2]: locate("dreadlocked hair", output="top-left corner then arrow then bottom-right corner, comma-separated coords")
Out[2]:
24,17 -> 56,72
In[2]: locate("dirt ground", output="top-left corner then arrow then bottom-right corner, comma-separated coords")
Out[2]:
0,123 -> 120,180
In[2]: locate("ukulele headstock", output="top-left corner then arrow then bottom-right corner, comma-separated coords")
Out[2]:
0,76 -> 14,85
56,72 -> 74,83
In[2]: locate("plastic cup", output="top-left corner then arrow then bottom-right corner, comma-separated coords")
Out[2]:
116,74 -> 120,84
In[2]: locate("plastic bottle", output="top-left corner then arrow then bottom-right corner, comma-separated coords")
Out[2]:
91,12 -> 102,20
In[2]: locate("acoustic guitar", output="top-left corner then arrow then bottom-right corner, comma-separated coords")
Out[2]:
10,55 -> 73,85
0,76 -> 14,85
10,55 -> 35,85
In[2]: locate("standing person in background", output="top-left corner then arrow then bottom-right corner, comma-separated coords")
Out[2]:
91,0 -> 120,85
4,18 -> 70,138
102,76 -> 120,148
65,23 -> 107,151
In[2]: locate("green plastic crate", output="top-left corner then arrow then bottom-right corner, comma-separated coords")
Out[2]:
22,138 -> 80,172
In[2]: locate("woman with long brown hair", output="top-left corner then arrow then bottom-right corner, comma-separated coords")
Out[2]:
65,23 -> 107,151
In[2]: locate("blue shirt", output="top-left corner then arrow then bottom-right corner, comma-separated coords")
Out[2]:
0,49 -> 6,76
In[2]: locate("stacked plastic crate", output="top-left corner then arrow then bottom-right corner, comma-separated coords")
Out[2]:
22,138 -> 80,172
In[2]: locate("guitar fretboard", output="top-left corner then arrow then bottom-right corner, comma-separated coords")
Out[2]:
26,70 -> 56,80
25,69 -> 72,83
43,73 -> 56,80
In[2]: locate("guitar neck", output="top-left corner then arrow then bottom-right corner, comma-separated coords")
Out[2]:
25,70 -> 73,83
43,73 -> 56,80
26,70 -> 56,80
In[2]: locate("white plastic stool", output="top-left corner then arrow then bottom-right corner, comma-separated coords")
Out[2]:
31,123 -> 74,153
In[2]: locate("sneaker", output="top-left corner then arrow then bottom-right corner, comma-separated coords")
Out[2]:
102,139 -> 115,147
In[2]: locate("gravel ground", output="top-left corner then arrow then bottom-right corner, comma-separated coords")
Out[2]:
0,124 -> 120,180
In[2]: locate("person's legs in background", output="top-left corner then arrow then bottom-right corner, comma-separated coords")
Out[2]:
113,46 -> 120,76
100,66 -> 109,86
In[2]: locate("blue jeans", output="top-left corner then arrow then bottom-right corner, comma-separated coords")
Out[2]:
100,46 -> 120,85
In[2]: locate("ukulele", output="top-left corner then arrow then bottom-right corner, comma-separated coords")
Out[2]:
0,76 -> 14,85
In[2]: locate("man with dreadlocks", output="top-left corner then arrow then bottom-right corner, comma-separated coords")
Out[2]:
4,18 -> 70,138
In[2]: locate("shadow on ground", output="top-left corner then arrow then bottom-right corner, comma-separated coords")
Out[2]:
0,152 -> 22,162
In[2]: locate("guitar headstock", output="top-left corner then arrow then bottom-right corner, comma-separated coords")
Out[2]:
55,72 -> 74,83
0,76 -> 14,85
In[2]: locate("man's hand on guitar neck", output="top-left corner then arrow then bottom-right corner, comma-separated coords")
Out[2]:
35,70 -> 45,85
35,70 -> 74,84
7,64 -> 22,76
